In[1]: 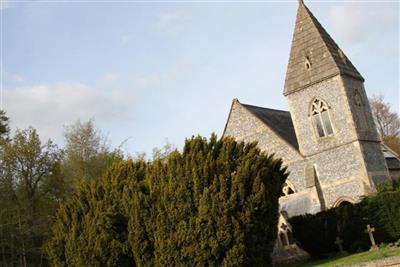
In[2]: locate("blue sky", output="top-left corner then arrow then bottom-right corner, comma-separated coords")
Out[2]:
2,0 -> 399,156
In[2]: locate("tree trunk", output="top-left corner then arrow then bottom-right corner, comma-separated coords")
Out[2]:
0,225 -> 6,267
18,216 -> 27,267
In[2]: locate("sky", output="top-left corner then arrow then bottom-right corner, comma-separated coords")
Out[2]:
2,0 -> 399,156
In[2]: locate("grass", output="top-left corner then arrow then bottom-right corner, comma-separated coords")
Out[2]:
283,246 -> 400,267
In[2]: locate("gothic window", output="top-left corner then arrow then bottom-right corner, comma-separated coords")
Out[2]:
311,99 -> 334,138
279,232 -> 288,247
279,223 -> 295,247
354,89 -> 369,130
287,230 -> 295,245
281,182 -> 296,197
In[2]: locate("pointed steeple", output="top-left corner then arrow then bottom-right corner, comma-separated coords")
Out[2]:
284,1 -> 364,96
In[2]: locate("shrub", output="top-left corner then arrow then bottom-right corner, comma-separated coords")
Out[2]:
45,161 -> 139,267
289,190 -> 400,258
46,135 -> 288,267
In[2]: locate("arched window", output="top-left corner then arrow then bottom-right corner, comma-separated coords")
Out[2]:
279,232 -> 288,247
311,99 -> 334,138
278,222 -> 295,247
287,230 -> 295,245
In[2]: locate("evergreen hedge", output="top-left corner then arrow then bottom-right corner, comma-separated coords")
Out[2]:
289,188 -> 400,258
46,135 -> 288,266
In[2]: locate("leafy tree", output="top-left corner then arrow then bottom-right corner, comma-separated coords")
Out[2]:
382,135 -> 400,156
61,119 -> 123,192
0,110 -> 9,141
0,127 -> 62,266
369,95 -> 400,138
47,135 -> 287,267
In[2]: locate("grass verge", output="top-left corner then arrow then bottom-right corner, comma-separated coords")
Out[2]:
283,246 -> 400,267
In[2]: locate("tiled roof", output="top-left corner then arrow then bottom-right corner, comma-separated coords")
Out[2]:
284,1 -> 364,95
241,103 -> 299,150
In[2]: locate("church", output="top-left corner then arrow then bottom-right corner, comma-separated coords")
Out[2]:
223,0 -> 400,262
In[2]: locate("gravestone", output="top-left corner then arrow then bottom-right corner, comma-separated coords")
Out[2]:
366,224 -> 378,250
335,236 -> 344,253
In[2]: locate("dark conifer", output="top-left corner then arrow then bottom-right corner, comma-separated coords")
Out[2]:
46,135 -> 287,267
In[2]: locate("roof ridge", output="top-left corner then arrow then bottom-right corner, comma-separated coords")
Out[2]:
239,101 -> 300,151
240,103 -> 290,114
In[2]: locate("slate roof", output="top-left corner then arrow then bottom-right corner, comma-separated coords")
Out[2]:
241,103 -> 299,150
386,158 -> 400,170
284,1 -> 364,95
381,144 -> 400,170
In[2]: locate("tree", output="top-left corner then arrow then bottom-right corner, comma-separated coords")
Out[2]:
61,119 -> 123,192
369,95 -> 400,138
47,135 -> 288,267
45,162 -> 136,267
0,127 -> 62,266
0,110 -> 9,141
382,135 -> 400,156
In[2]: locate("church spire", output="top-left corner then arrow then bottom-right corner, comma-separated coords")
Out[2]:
283,1 -> 364,96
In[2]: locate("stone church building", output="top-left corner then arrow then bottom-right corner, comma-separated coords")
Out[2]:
223,0 -> 400,262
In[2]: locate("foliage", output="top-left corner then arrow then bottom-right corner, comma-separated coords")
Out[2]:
289,190 -> 400,258
0,110 -> 9,141
0,127 -> 62,266
382,135 -> 400,156
47,135 -> 288,267
369,95 -> 400,138
45,162 -> 136,267
61,119 -> 124,193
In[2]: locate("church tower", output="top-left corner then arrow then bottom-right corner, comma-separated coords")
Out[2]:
284,1 -> 391,206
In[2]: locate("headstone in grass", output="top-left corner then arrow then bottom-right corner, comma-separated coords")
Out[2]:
335,236 -> 344,253
366,224 -> 378,250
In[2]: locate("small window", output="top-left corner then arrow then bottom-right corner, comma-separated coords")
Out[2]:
305,56 -> 312,70
311,99 -> 334,138
281,182 -> 296,197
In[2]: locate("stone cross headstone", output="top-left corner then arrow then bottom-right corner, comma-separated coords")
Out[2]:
280,223 -> 290,247
366,224 -> 378,250
334,236 -> 344,254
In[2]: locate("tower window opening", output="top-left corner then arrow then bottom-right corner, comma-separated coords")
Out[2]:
305,56 -> 312,70
311,99 -> 334,138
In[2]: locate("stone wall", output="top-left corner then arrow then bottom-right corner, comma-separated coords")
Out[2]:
224,100 -> 321,215
360,141 -> 391,184
286,76 -> 358,156
224,100 -> 302,165
340,76 -> 380,142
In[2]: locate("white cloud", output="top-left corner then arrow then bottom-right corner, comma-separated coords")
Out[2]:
119,34 -> 133,45
0,0 -> 10,10
99,73 -> 119,83
4,82 -> 135,144
156,12 -> 189,33
2,62 -> 191,147
133,74 -> 161,89
330,3 -> 398,46
1,65 -> 25,84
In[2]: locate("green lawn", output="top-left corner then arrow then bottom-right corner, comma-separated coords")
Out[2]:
283,246 -> 400,267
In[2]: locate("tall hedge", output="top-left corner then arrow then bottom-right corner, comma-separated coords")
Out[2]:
289,189 -> 400,258
46,135 -> 288,266
45,161 -> 139,267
